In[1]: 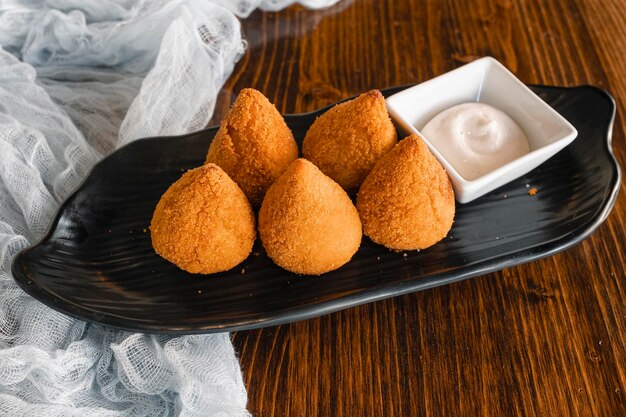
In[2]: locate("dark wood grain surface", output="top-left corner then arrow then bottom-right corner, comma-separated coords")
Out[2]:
212,1 -> 625,415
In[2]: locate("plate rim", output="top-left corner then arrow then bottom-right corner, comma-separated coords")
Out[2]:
10,84 -> 622,334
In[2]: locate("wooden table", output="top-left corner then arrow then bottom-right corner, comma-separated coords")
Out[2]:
211,1 -> 626,415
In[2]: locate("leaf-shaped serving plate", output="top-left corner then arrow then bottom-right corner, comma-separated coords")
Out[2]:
11,85 -> 621,334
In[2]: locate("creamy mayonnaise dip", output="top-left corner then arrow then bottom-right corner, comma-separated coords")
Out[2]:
421,103 -> 530,180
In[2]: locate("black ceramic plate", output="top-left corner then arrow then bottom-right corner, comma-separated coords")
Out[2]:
11,85 -> 621,334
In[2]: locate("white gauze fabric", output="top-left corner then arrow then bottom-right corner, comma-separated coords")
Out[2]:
0,0 -> 339,416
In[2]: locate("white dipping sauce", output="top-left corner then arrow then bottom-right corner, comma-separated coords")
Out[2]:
421,103 -> 530,180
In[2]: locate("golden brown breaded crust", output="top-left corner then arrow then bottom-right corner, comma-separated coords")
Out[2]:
302,90 -> 397,192
150,164 -> 256,274
356,134 -> 455,251
259,159 -> 362,275
205,88 -> 298,206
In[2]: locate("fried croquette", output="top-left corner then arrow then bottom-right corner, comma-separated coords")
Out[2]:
302,90 -> 397,192
150,164 -> 255,274
258,159 -> 362,275
356,134 -> 455,251
205,88 -> 298,206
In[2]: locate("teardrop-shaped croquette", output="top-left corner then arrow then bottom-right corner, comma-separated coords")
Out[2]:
357,134 -> 455,251
205,88 -> 299,206
259,159 -> 362,275
302,90 -> 397,192
150,164 -> 256,274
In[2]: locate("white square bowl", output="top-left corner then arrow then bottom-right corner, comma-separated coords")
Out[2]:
386,57 -> 578,203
